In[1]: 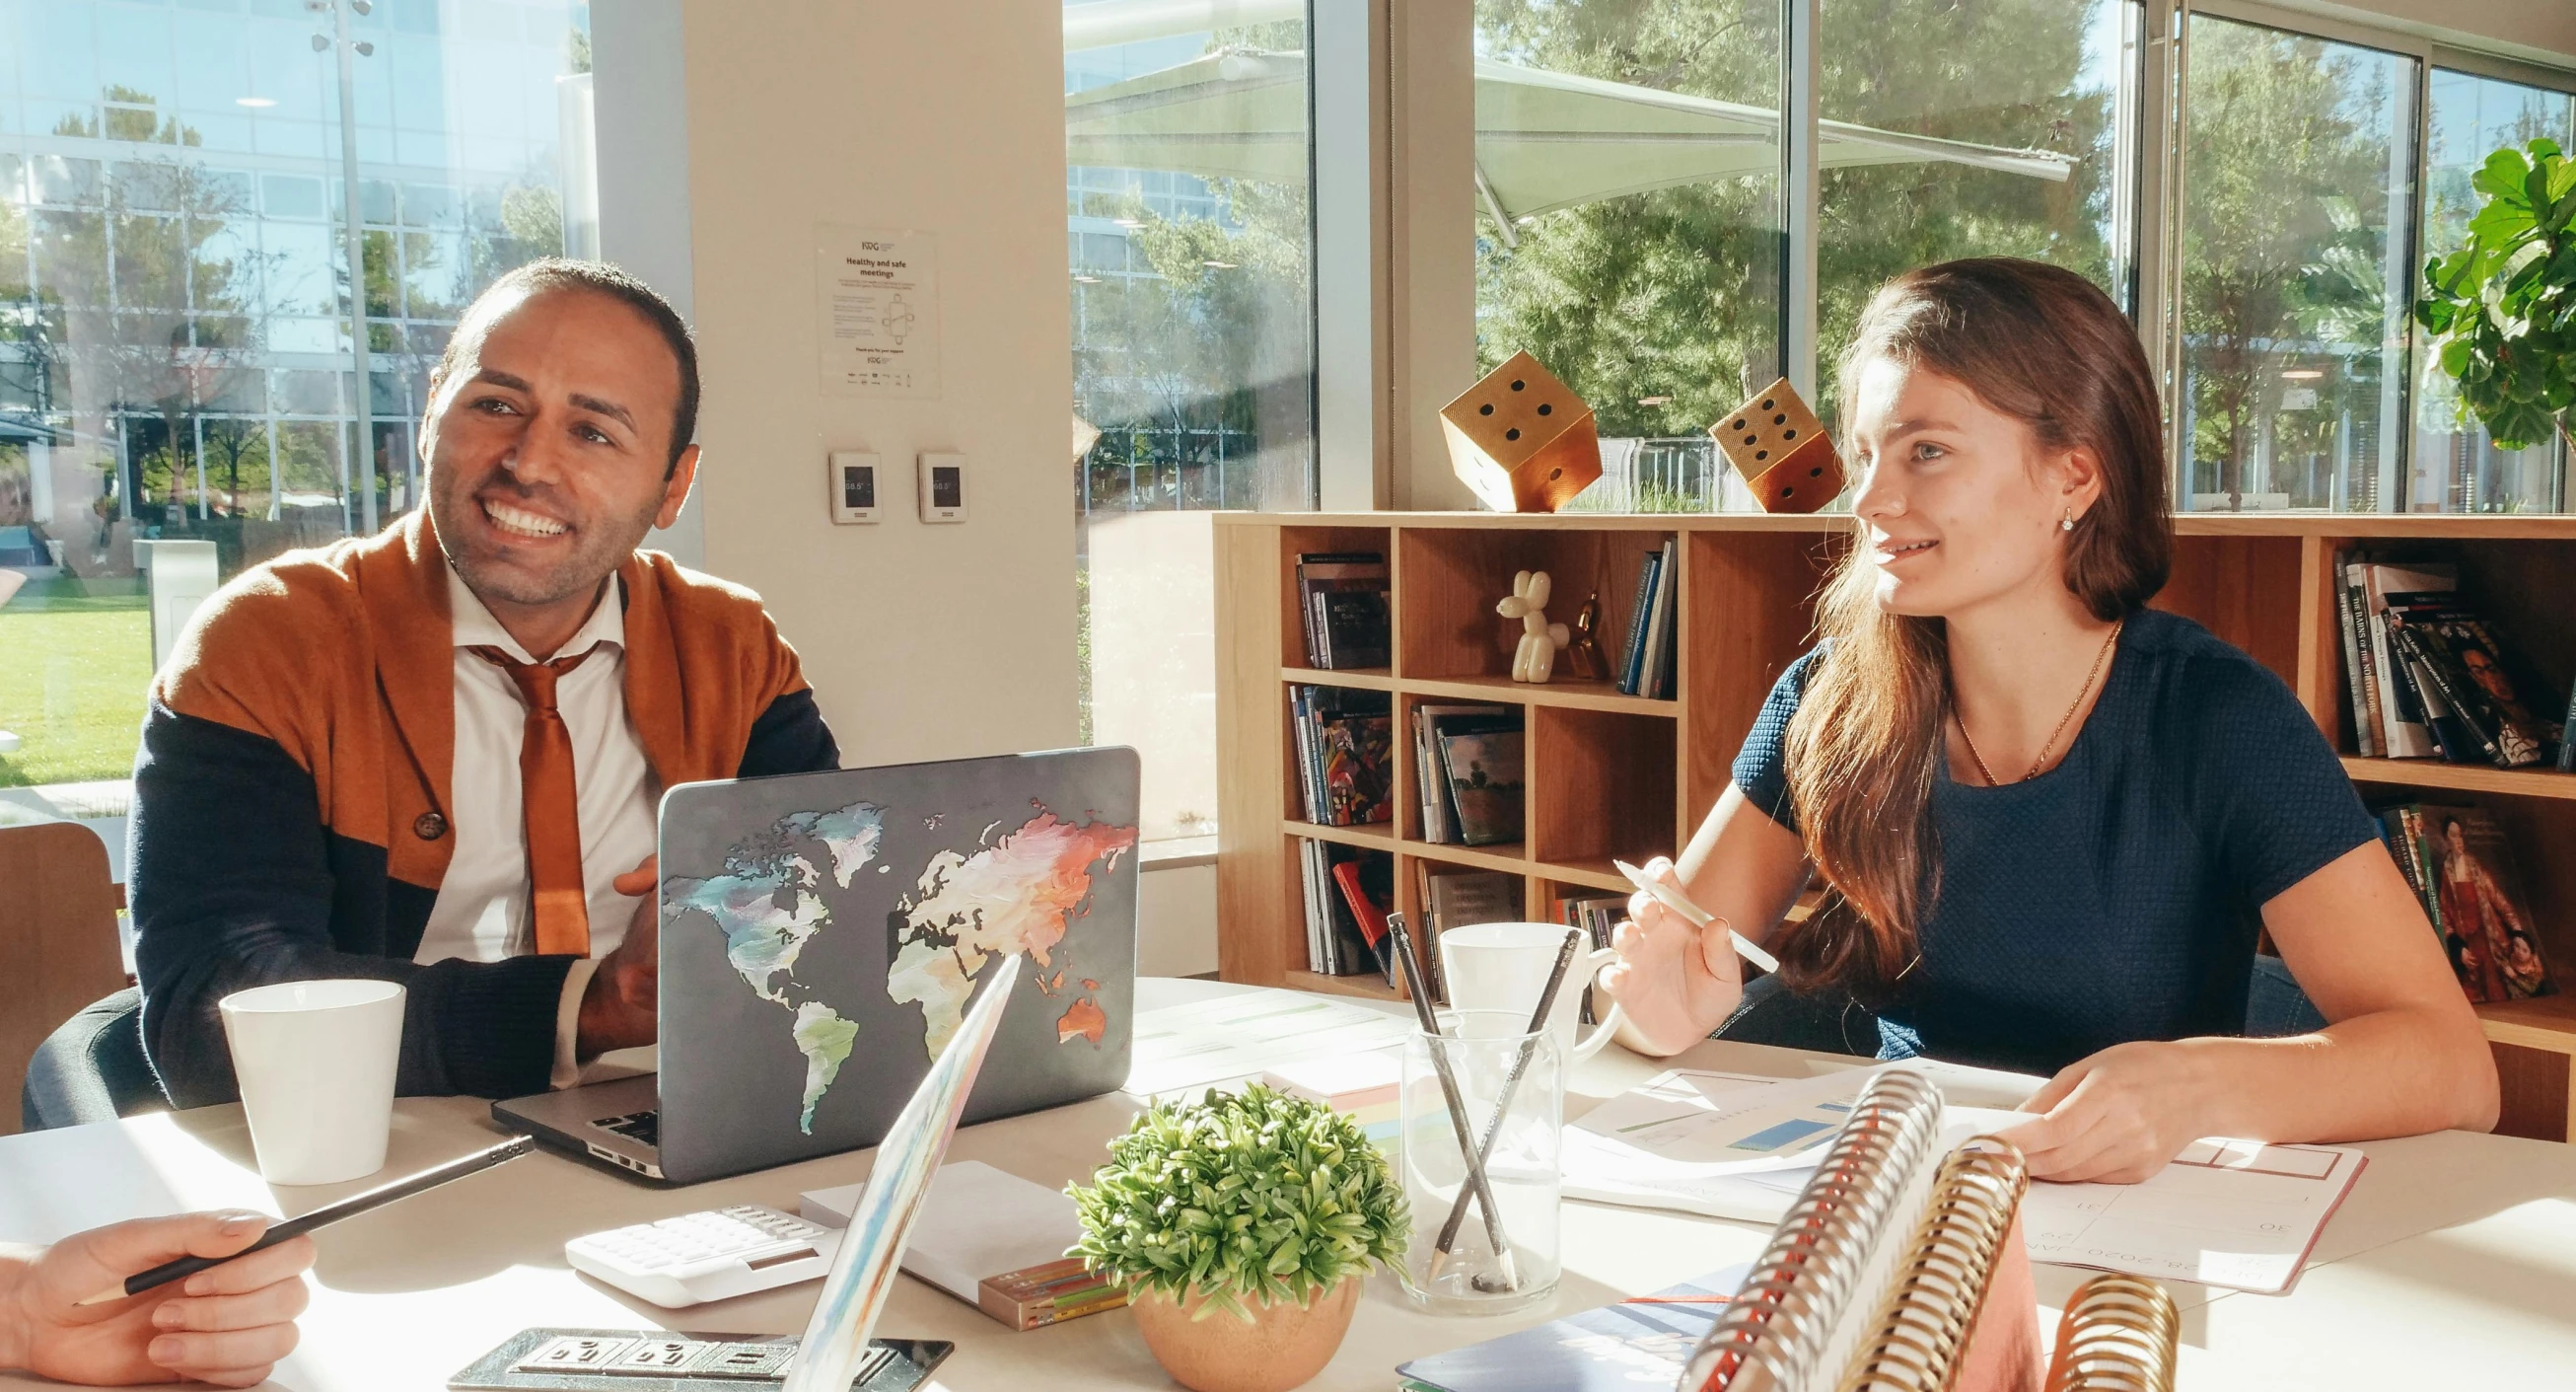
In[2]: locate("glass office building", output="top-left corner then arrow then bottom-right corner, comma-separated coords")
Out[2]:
0,0 -> 590,582
0,0 -> 588,790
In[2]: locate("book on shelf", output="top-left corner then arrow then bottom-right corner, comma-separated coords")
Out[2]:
1558,891 -> 1627,1023
1437,725 -> 1526,847
2332,552 -> 2379,757
1296,551 -> 1390,670
2374,800 -> 2556,1004
2359,562 -> 2453,760
2337,558 -> 2563,769
2388,605 -> 2555,767
1411,703 -> 1518,844
1288,685 -> 1394,826
1616,539 -> 1681,698
1617,546 -> 1659,696
2564,673 -> 2576,774
1330,854 -> 1400,988
1300,840 -> 1388,978
1417,863 -> 1522,965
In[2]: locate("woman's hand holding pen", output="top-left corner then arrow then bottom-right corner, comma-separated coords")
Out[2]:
1598,856 -> 1746,1058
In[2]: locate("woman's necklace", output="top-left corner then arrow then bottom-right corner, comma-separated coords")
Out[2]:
1957,619 -> 2123,787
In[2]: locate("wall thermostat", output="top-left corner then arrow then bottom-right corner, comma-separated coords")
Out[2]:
917,452 -> 966,523
826,451 -> 880,524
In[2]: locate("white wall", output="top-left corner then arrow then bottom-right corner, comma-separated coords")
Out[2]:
660,0 -> 1216,971
677,0 -> 1079,766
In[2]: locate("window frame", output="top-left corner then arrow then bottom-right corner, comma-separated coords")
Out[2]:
1345,0 -> 2576,515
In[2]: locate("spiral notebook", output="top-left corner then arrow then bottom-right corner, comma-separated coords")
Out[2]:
1673,1068 -> 2181,1392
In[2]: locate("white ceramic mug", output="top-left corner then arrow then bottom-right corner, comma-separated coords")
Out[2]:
218,979 -> 406,1186
1437,921 -> 1625,1062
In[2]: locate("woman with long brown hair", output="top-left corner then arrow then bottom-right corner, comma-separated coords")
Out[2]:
1598,257 -> 2497,1183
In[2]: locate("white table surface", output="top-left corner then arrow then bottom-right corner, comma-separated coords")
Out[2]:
4,978 -> 2573,1390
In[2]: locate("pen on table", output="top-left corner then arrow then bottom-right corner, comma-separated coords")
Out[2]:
76,1134 -> 536,1307
1430,927 -> 1580,1279
1613,858 -> 1781,975
1387,914 -> 1520,1292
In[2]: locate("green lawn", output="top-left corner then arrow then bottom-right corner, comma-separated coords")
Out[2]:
0,576 -> 155,788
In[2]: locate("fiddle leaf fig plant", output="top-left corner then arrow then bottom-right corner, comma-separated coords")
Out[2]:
1067,1085 -> 1408,1322
2414,138 -> 2576,453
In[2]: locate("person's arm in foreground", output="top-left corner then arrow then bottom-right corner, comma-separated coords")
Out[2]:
1598,783 -> 1813,1057
0,1212 -> 314,1387
1999,841 -> 2500,1182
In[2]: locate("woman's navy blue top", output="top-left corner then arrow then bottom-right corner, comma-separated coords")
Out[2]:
1733,608 -> 2379,1075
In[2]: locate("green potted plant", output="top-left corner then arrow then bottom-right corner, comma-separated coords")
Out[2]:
2415,138 -> 2576,456
1069,1085 -> 1408,1392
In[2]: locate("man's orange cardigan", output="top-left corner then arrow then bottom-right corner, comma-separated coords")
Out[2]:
130,512 -> 838,1107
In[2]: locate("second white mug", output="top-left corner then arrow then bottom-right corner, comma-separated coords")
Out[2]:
1437,920 -> 1624,1062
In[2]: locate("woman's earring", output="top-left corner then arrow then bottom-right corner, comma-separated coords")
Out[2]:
2061,509 -> 2075,533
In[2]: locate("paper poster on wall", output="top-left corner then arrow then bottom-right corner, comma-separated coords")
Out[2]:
817,225 -> 941,398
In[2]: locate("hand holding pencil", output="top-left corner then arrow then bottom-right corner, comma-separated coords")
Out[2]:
0,1211 -> 314,1387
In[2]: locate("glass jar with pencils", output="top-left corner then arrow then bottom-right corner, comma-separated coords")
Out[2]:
1395,1008 -> 1564,1314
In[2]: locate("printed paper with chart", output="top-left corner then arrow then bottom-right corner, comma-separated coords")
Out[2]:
1559,1068 -> 1877,1220
2019,1138 -> 2366,1293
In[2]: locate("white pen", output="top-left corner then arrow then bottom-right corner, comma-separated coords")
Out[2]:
1612,858 -> 1782,975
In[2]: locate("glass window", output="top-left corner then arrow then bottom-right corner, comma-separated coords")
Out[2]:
1473,0 -> 1782,514
2413,67 -> 2574,512
1063,1 -> 1320,845
2176,15 -> 2418,512
0,0 -> 592,792
1818,0 -> 2131,416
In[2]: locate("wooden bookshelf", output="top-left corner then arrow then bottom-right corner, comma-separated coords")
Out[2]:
1215,512 -> 2576,1141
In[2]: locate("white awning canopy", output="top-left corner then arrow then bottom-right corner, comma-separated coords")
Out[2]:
1065,49 -> 2074,238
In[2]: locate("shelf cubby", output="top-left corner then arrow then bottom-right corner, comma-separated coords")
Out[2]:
1396,522 -> 1678,682
1219,511 -> 2576,1142
1531,705 -> 1677,870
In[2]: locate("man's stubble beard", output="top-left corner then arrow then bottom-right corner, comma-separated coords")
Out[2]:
431,475 -> 665,611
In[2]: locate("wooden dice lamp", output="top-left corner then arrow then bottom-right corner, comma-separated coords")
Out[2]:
1714,377 -> 1845,513
1439,351 -> 1603,513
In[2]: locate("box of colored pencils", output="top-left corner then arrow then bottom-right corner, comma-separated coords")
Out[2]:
977,1257 -> 1127,1331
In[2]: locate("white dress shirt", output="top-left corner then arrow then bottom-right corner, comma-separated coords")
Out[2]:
415,564 -> 659,1089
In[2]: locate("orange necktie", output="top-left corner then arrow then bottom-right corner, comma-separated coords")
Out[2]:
472,644 -> 597,957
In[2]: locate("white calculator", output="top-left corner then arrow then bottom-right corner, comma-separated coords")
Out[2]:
564,1205 -> 842,1308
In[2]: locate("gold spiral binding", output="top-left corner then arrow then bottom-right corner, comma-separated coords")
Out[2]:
1681,1068 -> 1946,1392
1836,1136 -> 2030,1392
2043,1274 -> 2179,1392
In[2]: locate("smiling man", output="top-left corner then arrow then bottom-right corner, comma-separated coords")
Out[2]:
129,260 -> 839,1107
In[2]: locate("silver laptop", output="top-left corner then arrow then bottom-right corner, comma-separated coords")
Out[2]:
493,747 -> 1140,1184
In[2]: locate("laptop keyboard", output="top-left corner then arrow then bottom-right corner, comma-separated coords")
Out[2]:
592,1109 -> 661,1148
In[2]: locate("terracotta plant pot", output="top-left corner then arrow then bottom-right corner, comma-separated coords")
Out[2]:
1127,1276 -> 1364,1392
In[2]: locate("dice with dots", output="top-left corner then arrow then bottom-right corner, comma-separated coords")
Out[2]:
1438,350 -> 1602,513
1711,376 -> 1845,514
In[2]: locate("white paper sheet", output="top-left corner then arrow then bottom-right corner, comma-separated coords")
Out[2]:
2017,1136 -> 2368,1294
1122,989 -> 1414,1098
1559,1067 -> 1887,1222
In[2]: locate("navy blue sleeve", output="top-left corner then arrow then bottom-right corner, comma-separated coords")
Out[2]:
738,688 -> 839,777
1731,646 -> 1827,835
2181,655 -> 2380,907
130,704 -> 572,1108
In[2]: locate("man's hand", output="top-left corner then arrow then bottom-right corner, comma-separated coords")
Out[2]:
1595,856 -> 1745,1058
577,854 -> 660,1058
1995,1039 -> 2215,1183
1,1211 -> 314,1387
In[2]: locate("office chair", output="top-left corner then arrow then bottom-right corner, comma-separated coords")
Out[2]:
23,987 -> 167,1130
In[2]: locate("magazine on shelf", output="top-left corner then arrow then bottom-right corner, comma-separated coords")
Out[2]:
1437,726 -> 1526,847
1412,704 -> 1517,844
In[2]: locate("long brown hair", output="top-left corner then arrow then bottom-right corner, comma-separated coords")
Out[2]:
1777,258 -> 2172,998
